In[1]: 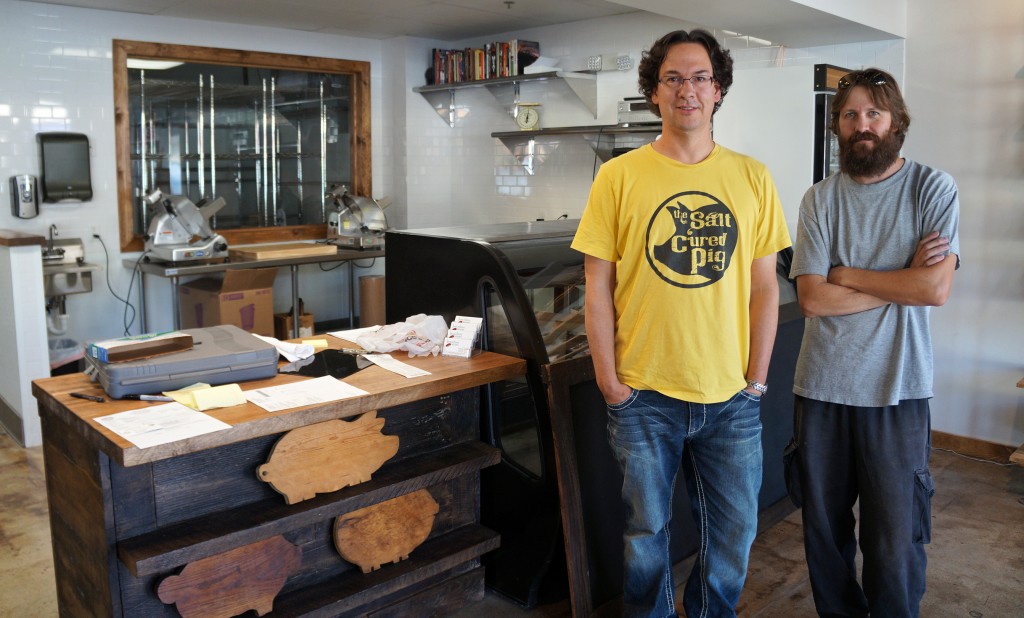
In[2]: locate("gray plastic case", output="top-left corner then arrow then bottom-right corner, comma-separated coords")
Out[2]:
86,324 -> 279,398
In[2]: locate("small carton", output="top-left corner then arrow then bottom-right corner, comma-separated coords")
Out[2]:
274,299 -> 314,340
87,331 -> 193,363
178,269 -> 277,336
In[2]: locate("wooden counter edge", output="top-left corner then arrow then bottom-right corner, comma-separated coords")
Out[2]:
32,350 -> 525,468
0,230 -> 46,247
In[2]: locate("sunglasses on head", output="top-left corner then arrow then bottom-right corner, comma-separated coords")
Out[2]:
837,71 -> 888,90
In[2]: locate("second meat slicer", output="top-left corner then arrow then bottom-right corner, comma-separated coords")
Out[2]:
325,184 -> 387,249
142,189 -> 229,262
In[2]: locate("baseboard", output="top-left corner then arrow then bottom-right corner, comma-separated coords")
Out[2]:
0,396 -> 25,447
931,430 -> 1015,464
758,496 -> 797,533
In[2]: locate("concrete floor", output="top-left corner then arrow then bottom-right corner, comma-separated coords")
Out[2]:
2,426 -> 1021,617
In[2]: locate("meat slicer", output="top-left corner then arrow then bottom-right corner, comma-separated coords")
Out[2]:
143,189 -> 229,262
325,184 -> 387,249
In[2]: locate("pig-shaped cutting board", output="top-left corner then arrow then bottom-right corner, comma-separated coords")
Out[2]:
333,489 -> 440,573
257,412 -> 399,504
157,535 -> 301,617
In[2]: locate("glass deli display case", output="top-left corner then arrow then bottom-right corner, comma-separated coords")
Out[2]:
385,220 -> 583,606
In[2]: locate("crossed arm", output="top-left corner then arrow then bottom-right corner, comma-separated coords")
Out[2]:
797,231 -> 957,318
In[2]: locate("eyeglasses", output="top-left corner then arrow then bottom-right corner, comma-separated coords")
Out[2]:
837,71 -> 887,90
658,74 -> 716,90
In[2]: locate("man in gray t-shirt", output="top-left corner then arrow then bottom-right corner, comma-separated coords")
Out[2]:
788,68 -> 959,617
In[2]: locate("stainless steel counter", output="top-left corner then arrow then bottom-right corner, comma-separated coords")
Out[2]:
125,248 -> 384,335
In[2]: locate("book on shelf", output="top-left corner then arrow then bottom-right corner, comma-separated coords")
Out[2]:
517,40 -> 540,73
427,39 -> 541,85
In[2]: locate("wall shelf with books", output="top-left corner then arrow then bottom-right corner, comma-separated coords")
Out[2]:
413,72 -> 597,128
491,124 -> 661,174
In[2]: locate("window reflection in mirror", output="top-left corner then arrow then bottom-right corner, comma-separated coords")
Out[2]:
113,40 -> 371,252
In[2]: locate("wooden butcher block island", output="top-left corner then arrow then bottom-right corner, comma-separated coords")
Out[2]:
32,343 -> 525,617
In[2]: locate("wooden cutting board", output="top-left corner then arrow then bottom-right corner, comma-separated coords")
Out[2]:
257,412 -> 399,505
157,535 -> 302,617
229,242 -> 337,260
333,489 -> 439,573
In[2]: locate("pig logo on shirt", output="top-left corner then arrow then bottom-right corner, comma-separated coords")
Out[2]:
646,191 -> 738,287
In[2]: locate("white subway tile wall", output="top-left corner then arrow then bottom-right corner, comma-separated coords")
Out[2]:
406,12 -> 904,226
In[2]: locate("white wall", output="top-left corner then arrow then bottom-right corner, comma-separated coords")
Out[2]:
400,12 -> 904,228
0,0 -> 388,347
0,244 -> 48,446
713,66 -> 818,238
902,0 -> 1024,447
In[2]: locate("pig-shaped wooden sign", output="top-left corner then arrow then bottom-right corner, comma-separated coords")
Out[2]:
333,489 -> 440,573
257,411 -> 399,504
157,535 -> 301,617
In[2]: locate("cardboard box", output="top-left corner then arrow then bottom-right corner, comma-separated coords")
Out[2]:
178,269 -> 277,336
274,302 -> 315,340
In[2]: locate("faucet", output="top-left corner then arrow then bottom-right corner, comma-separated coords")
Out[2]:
43,224 -> 65,261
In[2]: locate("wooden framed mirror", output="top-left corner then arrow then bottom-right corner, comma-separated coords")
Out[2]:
113,40 -> 371,252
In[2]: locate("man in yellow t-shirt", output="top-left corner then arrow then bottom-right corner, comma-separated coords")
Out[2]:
571,29 -> 790,618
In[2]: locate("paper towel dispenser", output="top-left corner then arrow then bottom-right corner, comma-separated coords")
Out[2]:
37,132 -> 92,203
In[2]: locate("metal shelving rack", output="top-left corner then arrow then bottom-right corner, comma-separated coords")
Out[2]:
412,71 -> 598,127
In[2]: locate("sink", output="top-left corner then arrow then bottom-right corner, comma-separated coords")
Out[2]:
43,262 -> 100,296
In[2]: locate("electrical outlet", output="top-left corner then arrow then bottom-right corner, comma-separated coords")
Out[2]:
589,54 -> 630,72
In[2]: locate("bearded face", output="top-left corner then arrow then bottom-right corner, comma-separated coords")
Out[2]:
838,128 -> 903,178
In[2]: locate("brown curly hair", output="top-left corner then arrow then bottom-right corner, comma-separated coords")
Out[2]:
638,29 -> 734,117
829,68 -> 912,147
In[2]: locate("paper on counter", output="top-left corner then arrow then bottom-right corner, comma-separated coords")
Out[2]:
190,384 -> 247,411
328,325 -> 381,343
362,353 -> 431,378
245,375 -> 369,413
253,334 -> 315,363
164,383 -> 210,408
163,382 -> 246,411
94,403 -> 231,449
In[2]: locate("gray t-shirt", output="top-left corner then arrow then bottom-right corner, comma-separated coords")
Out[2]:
789,159 -> 960,407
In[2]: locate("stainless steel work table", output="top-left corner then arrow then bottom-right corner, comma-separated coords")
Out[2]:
126,248 -> 384,336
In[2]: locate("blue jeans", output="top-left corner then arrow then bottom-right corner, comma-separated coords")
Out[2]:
790,397 -> 932,618
607,388 -> 763,618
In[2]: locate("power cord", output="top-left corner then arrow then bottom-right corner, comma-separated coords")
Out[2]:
93,234 -> 141,336
931,446 -> 1016,467
352,257 -> 377,269
318,256 -> 378,272
318,260 -> 346,272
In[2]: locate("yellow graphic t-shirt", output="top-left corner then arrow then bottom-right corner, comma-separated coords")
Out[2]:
572,143 -> 791,404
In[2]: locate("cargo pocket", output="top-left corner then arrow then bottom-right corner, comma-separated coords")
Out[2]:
783,438 -> 802,508
913,469 -> 935,544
